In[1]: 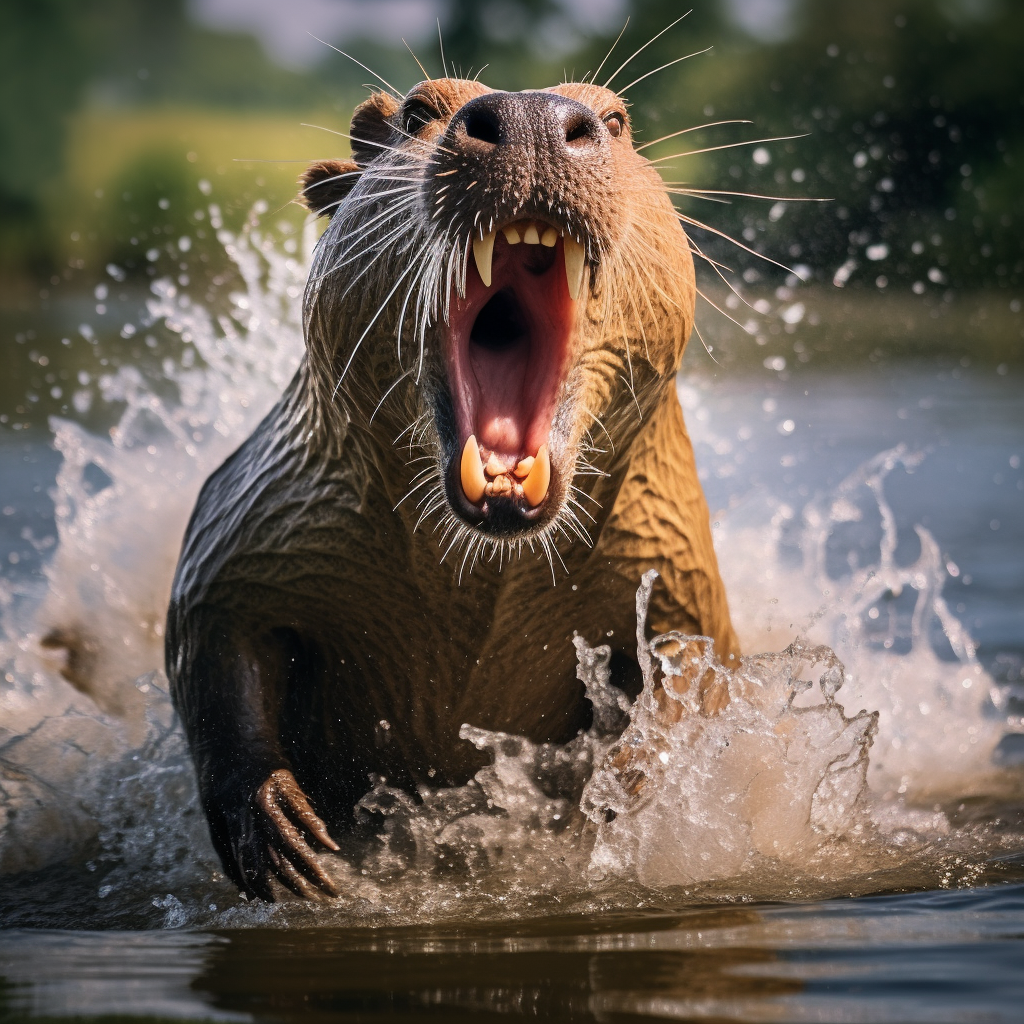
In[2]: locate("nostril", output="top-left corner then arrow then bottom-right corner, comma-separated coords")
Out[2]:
564,111 -> 600,148
465,108 -> 501,145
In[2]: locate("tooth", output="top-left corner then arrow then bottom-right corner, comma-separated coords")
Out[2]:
523,223 -> 540,245
540,227 -> 557,247
472,230 -> 495,287
513,456 -> 534,479
521,444 -> 550,507
460,435 -> 487,503
502,225 -> 521,244
563,236 -> 585,301
484,453 -> 504,478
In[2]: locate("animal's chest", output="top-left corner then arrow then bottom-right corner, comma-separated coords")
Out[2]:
288,552 -> 639,784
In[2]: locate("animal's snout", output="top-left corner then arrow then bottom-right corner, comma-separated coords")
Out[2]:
448,91 -> 605,158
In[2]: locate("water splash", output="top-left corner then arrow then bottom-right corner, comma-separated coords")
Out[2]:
716,444 -> 1020,809
1,211 -> 1021,926
582,573 -> 877,888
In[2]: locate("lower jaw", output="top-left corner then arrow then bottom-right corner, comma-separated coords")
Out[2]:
442,456 -> 555,538
430,386 -> 559,539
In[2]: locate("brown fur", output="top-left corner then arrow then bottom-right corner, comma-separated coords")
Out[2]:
166,77 -> 738,899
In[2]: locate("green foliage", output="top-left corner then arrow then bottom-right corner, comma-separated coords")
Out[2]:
621,0 -> 1023,291
0,0 -> 1020,295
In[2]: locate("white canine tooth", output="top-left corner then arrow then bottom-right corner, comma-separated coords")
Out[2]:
521,444 -> 551,508
523,224 -> 540,245
502,225 -> 521,244
472,230 -> 495,287
563,236 -> 585,301
540,227 -> 557,247
460,435 -> 487,503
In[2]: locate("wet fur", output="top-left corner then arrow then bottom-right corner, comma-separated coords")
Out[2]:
166,78 -> 738,899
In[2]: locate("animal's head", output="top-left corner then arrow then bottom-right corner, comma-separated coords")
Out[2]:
300,77 -> 695,574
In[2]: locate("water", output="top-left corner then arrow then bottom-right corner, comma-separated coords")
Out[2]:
1,884 -> 1023,1022
1,215 -> 1023,1020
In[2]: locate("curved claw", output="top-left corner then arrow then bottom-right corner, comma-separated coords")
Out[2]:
256,768 -> 340,898
268,846 -> 327,901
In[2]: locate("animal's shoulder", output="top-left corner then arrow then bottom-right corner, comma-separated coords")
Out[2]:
170,395 -> 363,613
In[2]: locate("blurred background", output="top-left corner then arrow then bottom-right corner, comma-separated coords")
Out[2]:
0,0 -> 1022,428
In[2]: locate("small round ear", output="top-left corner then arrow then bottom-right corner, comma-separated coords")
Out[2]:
349,91 -> 401,166
299,159 -> 361,218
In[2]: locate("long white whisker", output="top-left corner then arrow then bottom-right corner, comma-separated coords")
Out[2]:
589,17 -> 630,85
671,187 -> 831,203
679,211 -> 797,275
332,238 -> 434,396
395,472 -> 439,511
696,286 -> 754,334
302,123 -> 446,161
370,369 -> 413,425
648,134 -> 808,165
604,12 -> 691,89
403,38 -> 432,81
619,47 -> 711,96
437,18 -> 449,78
635,120 -> 752,152
691,319 -> 721,365
307,35 -> 403,97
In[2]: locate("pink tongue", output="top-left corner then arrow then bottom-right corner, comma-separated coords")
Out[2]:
472,347 -> 529,452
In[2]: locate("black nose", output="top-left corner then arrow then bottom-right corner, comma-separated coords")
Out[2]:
449,91 -> 604,155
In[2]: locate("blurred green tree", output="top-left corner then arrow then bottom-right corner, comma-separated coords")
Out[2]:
0,0 -> 1020,295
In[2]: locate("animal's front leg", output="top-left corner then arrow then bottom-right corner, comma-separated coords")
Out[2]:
169,623 -> 341,900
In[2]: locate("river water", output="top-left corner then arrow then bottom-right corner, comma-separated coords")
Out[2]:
0,218 -> 1022,1021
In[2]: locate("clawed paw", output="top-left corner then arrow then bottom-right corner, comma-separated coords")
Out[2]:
248,768 -> 341,900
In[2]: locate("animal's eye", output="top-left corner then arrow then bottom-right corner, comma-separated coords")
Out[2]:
603,113 -> 625,138
402,101 -> 438,135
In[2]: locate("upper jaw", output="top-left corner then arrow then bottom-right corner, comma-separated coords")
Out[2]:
469,219 -> 588,302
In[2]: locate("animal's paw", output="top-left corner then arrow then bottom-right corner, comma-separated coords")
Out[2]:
239,768 -> 341,900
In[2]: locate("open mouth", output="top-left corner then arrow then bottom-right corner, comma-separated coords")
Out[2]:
445,220 -> 585,529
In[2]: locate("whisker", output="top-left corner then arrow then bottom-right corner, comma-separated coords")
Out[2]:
688,240 -> 735,276
332,237 -> 433,396
232,157 -> 355,165
691,319 -> 720,366
394,472 -> 439,512
647,133 -> 808,164
370,369 -> 413,425
403,38 -> 432,81
672,191 -> 733,205
635,120 -> 753,152
688,234 -> 764,312
307,35 -> 403,97
603,12 -> 691,89
437,18 -> 448,78
415,492 -> 448,531
457,534 -> 478,584
696,286 -> 754,334
589,16 -> 630,85
302,123 -> 453,160
317,204 -> 418,284
679,211 -> 796,275
619,47 -> 713,96
567,494 -> 598,523
672,187 -> 831,202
